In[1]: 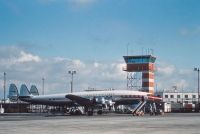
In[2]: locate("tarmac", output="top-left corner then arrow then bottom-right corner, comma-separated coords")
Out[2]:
0,113 -> 200,134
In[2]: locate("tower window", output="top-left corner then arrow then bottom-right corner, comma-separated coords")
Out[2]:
185,95 -> 188,99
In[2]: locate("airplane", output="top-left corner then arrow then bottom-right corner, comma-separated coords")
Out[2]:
8,83 -> 162,116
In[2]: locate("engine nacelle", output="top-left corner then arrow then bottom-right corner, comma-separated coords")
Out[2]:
91,97 -> 106,105
96,97 -> 106,104
105,99 -> 114,107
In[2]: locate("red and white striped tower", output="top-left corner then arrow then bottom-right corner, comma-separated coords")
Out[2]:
123,55 -> 156,95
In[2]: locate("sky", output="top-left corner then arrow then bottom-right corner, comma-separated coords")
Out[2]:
0,0 -> 200,99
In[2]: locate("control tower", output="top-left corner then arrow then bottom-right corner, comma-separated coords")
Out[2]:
123,55 -> 156,95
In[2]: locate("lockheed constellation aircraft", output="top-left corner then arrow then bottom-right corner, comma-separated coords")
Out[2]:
8,84 -> 162,116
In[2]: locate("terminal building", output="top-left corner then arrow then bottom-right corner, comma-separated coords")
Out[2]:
156,91 -> 199,112
161,92 -> 199,104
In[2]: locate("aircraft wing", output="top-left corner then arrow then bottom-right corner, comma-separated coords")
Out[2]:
147,96 -> 162,102
65,94 -> 93,106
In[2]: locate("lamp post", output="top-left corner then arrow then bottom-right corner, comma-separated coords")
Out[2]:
68,70 -> 76,93
194,68 -> 199,111
42,77 -> 45,95
3,72 -> 6,104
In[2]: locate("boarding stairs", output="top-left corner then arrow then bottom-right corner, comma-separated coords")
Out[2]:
132,101 -> 146,116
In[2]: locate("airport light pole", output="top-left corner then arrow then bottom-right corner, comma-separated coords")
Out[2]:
42,77 -> 45,95
3,72 -> 6,104
126,43 -> 130,90
194,68 -> 200,111
68,70 -> 76,93
42,77 -> 45,112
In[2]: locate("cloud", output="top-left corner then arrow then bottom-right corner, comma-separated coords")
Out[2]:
156,62 -> 176,77
155,62 -> 194,92
38,0 -> 97,8
175,79 -> 188,89
0,47 -> 41,69
180,28 -> 189,36
38,0 -> 63,4
70,0 -> 95,5
180,26 -> 200,36
16,51 -> 41,63
67,0 -> 96,7
0,46 -> 126,99
72,59 -> 86,68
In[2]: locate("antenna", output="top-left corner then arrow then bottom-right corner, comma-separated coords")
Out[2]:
141,47 -> 144,55
126,43 -> 130,56
4,72 -> 6,104
150,49 -> 154,56
42,77 -> 45,95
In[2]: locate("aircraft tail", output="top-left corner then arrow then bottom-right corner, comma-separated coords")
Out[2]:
30,85 -> 39,96
19,84 -> 31,97
8,83 -> 19,102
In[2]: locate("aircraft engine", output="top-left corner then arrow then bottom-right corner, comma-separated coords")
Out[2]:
105,99 -> 114,107
99,97 -> 106,104
95,97 -> 106,104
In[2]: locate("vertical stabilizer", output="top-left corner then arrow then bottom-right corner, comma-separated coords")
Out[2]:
30,85 -> 39,96
8,83 -> 19,102
20,84 -> 30,97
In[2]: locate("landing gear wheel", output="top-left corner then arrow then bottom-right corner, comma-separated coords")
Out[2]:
87,111 -> 93,116
97,110 -> 103,115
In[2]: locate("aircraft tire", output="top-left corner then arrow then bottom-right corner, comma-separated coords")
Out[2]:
87,111 -> 93,116
97,110 -> 103,115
